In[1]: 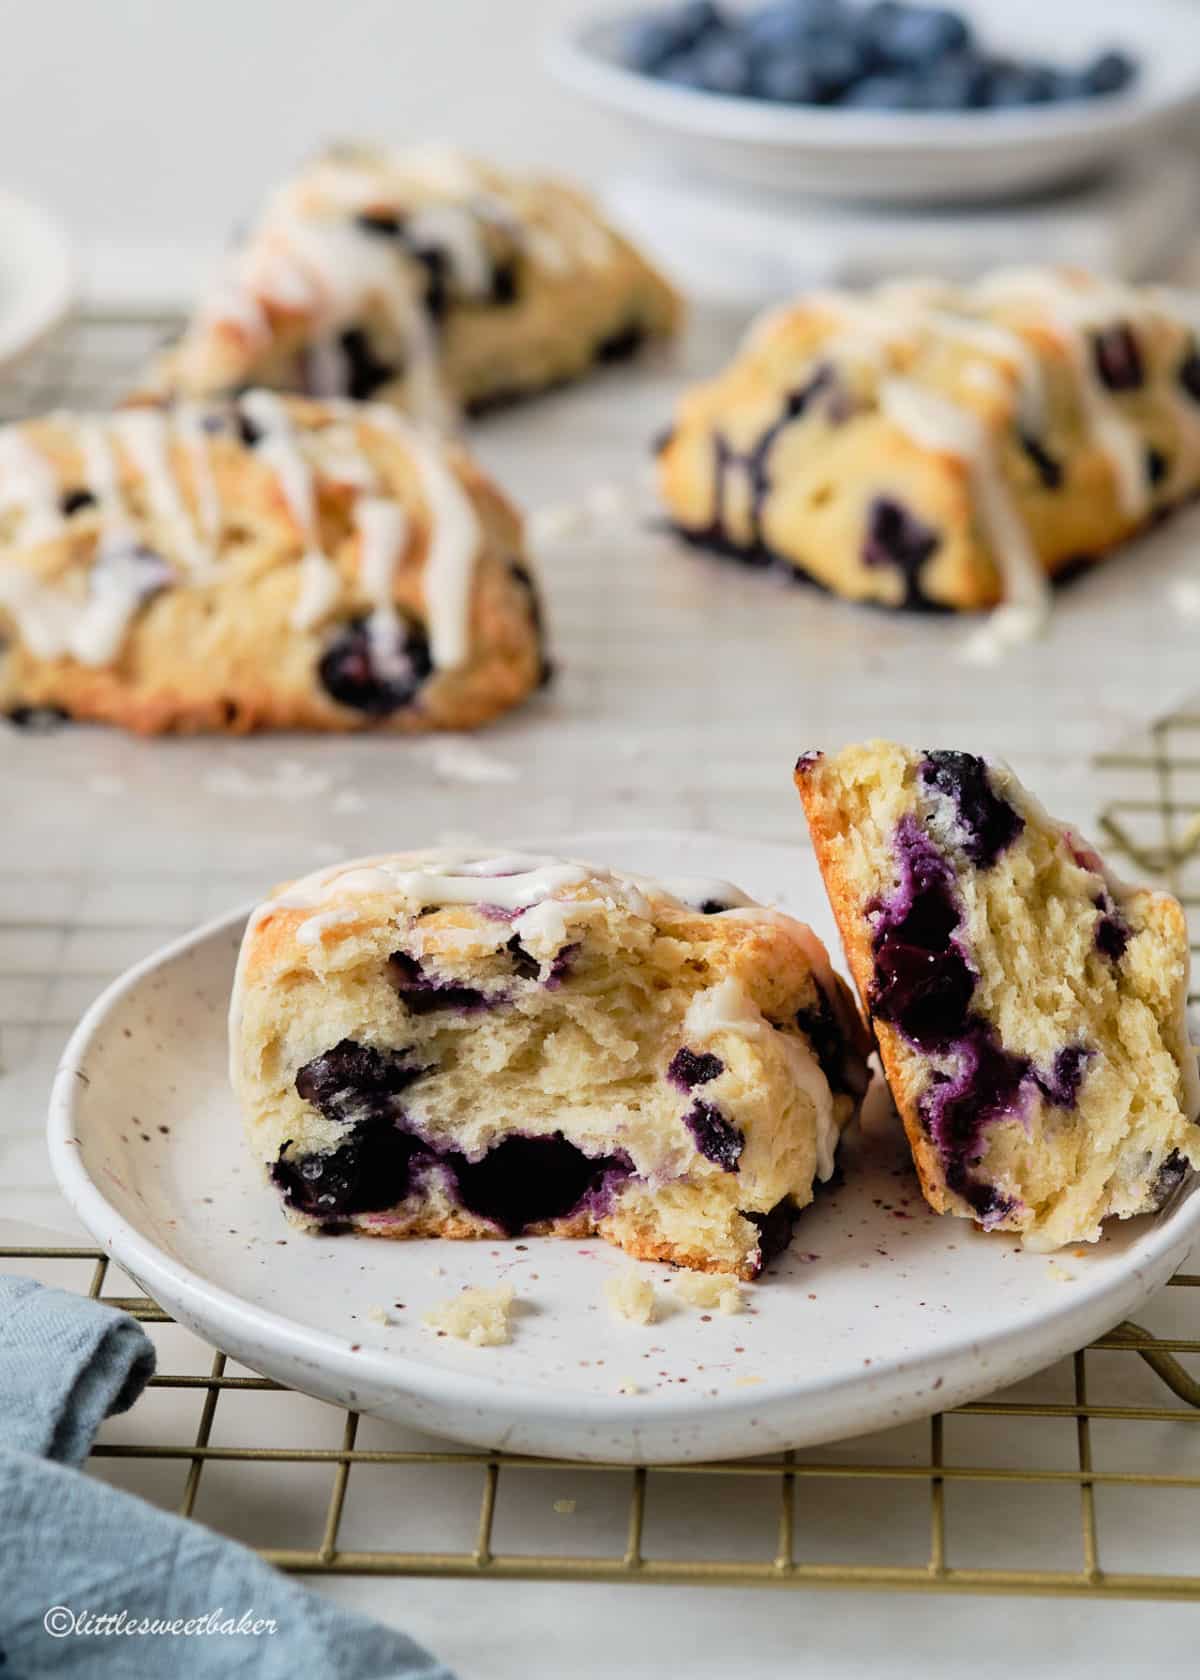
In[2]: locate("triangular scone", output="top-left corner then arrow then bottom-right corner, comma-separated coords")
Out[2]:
0,394 -> 546,734
795,742 -> 1200,1248
231,850 -> 871,1279
135,146 -> 681,420
657,268 -> 1200,614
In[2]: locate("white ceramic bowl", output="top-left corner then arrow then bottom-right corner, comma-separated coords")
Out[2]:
48,830 -> 1200,1464
546,0 -> 1200,204
0,188 -> 73,372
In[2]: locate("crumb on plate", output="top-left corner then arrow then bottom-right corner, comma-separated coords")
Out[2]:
604,1268 -> 656,1325
422,1282 -> 516,1346
670,1272 -> 742,1315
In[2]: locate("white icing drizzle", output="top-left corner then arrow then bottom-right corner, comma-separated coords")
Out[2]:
239,391 -> 341,631
79,421 -> 126,525
112,411 -> 211,577
879,376 -> 1050,657
971,269 -> 1150,519
356,495 -> 411,677
175,406 -> 223,548
362,406 -> 480,670
0,429 -> 63,544
405,205 -> 492,296
683,977 -> 840,1181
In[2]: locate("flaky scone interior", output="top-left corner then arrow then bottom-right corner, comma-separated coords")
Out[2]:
231,850 -> 870,1279
796,742 -> 1200,1248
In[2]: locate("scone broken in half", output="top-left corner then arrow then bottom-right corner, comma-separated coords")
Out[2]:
231,851 -> 870,1278
0,394 -> 546,733
795,742 -> 1200,1248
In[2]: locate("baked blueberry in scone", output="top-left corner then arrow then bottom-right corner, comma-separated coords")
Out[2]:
795,743 -> 1200,1248
657,268 -> 1200,618
0,394 -> 545,733
134,145 -> 681,422
230,851 -> 870,1278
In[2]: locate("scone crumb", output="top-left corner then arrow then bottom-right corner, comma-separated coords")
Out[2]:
553,1499 -> 577,1515
670,1273 -> 743,1315
365,1304 -> 390,1326
604,1269 -> 657,1325
422,1283 -> 516,1346
617,1381 -> 640,1396
1046,1260 -> 1076,1284
735,1375 -> 764,1388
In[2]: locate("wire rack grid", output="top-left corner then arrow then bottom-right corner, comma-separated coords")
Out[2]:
1,311 -> 1199,1601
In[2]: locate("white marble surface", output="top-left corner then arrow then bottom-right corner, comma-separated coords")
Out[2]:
3,313 -> 1200,1673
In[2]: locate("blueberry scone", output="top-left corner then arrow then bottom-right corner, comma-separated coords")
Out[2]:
137,145 -> 681,422
0,394 -> 546,733
231,850 -> 870,1278
795,743 -> 1200,1249
657,269 -> 1200,620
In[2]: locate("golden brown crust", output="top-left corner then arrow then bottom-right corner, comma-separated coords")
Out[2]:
0,397 -> 546,734
134,149 -> 682,414
659,272 -> 1200,611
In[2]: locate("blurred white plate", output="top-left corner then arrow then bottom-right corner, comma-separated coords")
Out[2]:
48,830 -> 1200,1463
547,0 -> 1200,204
0,189 -> 72,372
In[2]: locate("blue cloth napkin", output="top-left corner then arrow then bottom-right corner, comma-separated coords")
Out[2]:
0,1275 -> 456,1678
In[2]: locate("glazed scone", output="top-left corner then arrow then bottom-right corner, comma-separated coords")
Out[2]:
0,394 -> 546,734
795,742 -> 1200,1248
231,850 -> 871,1279
136,145 -> 681,421
657,268 -> 1200,618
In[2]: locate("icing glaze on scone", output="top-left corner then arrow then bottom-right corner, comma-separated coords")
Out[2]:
657,268 -> 1200,639
230,850 -> 871,1279
796,742 -> 1200,1248
0,396 -> 546,733
135,146 -> 681,422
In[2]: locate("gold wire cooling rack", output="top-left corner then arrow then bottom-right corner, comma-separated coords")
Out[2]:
1,311 -> 1200,1600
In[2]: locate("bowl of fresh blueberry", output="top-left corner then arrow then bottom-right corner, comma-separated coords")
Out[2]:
546,0 -> 1200,202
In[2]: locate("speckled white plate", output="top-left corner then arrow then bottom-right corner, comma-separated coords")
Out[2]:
48,830 -> 1200,1463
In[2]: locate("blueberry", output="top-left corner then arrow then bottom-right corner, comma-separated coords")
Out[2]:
450,1134 -> 631,1234
745,1196 -> 800,1267
619,15 -> 686,73
388,950 -> 493,1013
410,245 -> 449,324
861,497 -> 941,604
317,616 -> 432,716
1146,446 -> 1169,488
234,405 -> 262,449
338,326 -> 396,399
273,1126 -> 422,1217
1151,1149 -> 1190,1207
920,1024 -> 1032,1216
684,1099 -> 744,1171
755,50 -> 822,102
912,51 -> 989,109
1094,893 -> 1131,962
743,0 -> 846,55
919,751 -> 1024,868
354,210 -> 405,239
694,35 -> 753,96
490,258 -> 519,306
669,1047 -> 725,1089
60,488 -> 97,516
659,50 -> 708,88
1091,324 -> 1143,392
866,3 -> 971,69
985,63 -> 1056,108
296,1038 -> 426,1125
1179,347 -> 1200,404
4,705 -> 69,732
595,321 -> 646,362
1034,1044 -> 1090,1110
868,818 -> 975,1048
794,986 -> 868,1098
1019,430 -> 1063,490
506,935 -> 541,981
839,71 -> 924,109
1080,49 -> 1136,98
806,35 -> 868,100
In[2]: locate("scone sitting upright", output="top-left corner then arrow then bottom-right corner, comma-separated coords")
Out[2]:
0,395 -> 545,733
137,145 -> 681,420
657,269 -> 1200,614
796,744 -> 1200,1249
231,851 -> 870,1278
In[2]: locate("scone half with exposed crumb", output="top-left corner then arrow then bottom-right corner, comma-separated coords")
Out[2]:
795,742 -> 1200,1249
231,850 -> 870,1279
0,393 -> 546,734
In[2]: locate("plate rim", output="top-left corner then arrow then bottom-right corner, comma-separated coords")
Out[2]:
47,833 -> 1200,1458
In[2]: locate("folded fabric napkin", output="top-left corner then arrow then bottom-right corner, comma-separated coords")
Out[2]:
0,1274 -> 456,1678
